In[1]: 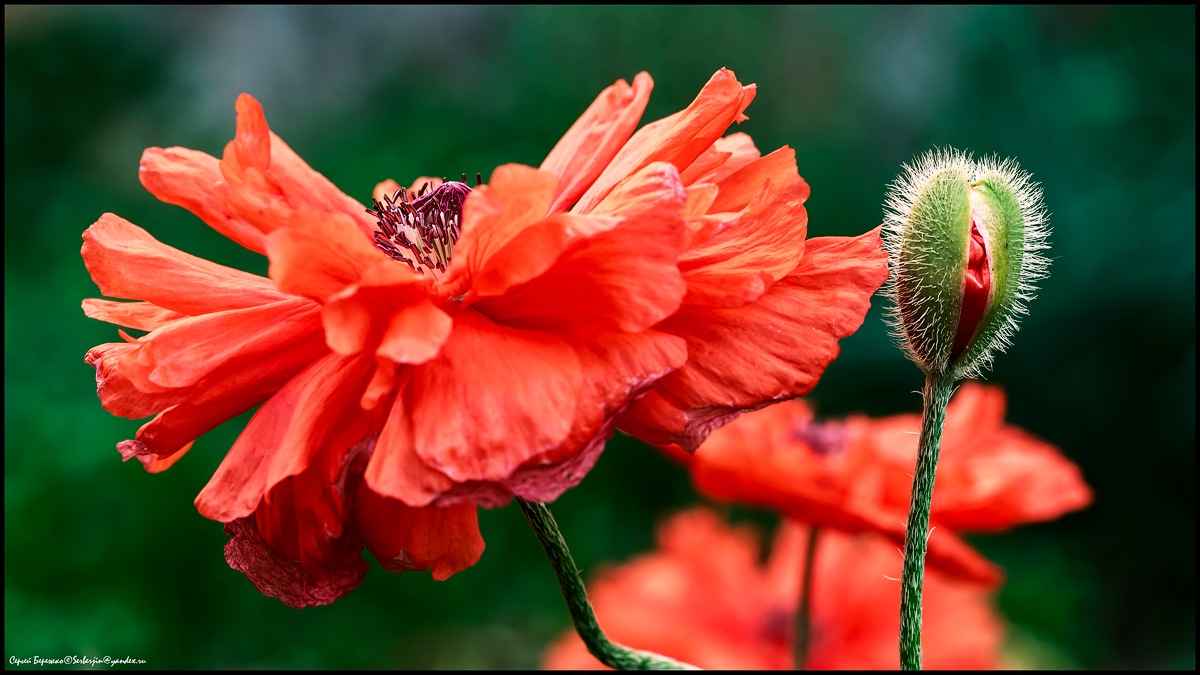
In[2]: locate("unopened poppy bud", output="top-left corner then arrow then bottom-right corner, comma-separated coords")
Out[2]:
883,149 -> 1049,379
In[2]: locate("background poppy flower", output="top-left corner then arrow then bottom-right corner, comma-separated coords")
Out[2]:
666,382 -> 1093,584
543,508 -> 1003,670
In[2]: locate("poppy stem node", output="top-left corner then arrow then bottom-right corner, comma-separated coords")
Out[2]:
899,374 -> 955,670
516,497 -> 699,670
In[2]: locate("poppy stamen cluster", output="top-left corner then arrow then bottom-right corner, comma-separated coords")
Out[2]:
368,179 -> 471,277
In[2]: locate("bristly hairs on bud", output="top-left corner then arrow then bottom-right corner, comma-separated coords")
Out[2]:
881,147 -> 1050,380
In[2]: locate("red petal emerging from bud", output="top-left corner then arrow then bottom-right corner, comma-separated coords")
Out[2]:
951,222 -> 992,361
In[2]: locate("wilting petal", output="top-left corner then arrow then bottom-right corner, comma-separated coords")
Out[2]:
410,310 -> 581,484
621,229 -> 888,451
677,191 -> 809,308
218,93 -> 376,239
574,68 -> 752,214
707,146 -> 810,214
355,489 -> 484,580
82,299 -> 186,331
266,210 -> 390,302
81,214 -> 289,315
195,352 -> 375,522
541,72 -> 654,216
222,517 -> 367,609
474,163 -> 689,334
139,146 -> 268,253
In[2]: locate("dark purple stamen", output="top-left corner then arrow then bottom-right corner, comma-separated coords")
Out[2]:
366,179 -> 473,277
792,420 -> 848,456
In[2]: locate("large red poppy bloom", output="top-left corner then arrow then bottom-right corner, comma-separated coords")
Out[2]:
83,68 -> 884,605
662,382 -> 1093,584
543,508 -> 1003,670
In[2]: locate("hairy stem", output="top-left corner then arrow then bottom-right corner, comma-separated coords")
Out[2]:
899,374 -> 955,670
516,497 -> 697,670
794,526 -> 821,669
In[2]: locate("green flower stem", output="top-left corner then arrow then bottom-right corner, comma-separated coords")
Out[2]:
899,374 -> 955,670
515,497 -> 698,670
794,526 -> 821,669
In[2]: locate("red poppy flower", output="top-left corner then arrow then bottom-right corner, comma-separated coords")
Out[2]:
662,382 -> 1093,584
543,508 -> 1003,670
82,67 -> 701,604
560,68 -> 893,452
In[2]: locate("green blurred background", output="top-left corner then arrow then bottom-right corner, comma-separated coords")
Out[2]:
4,6 -> 1194,669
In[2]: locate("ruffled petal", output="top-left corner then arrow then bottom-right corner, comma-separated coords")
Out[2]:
217,93 -> 376,239
473,163 -> 689,333
265,209 -> 390,302
410,310 -> 581,483
82,299 -> 186,331
81,214 -> 290,315
707,146 -> 810,214
689,132 -> 761,185
620,228 -> 889,451
138,146 -> 267,253
504,329 -> 687,502
195,352 -> 375,522
364,382 -> 456,507
321,261 -> 438,356
118,298 -> 323,392
541,72 -> 654,216
222,516 -> 367,609
677,192 -> 809,308
355,489 -> 484,580
439,164 -> 558,296
573,68 -> 752,214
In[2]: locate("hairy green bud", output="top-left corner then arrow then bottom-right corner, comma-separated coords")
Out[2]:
883,149 -> 1049,379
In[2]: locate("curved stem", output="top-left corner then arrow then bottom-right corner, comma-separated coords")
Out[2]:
794,526 -> 821,670
899,374 -> 955,670
516,497 -> 698,670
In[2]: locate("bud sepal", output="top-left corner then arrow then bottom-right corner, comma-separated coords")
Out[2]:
883,148 -> 1049,379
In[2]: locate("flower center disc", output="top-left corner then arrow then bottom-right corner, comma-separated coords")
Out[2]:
368,174 -> 478,279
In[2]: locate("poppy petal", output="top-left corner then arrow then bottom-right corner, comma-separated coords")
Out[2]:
474,162 -> 688,333
504,329 -> 687,502
218,93 -> 376,239
265,210 -> 390,302
541,72 -> 654,216
222,517 -> 367,608
620,228 -> 888,451
355,490 -> 484,580
707,146 -> 810,214
364,385 -> 456,507
139,146 -> 268,253
81,214 -> 290,315
441,164 -> 558,295
82,299 -> 186,331
195,352 -> 375,522
410,310 -> 581,484
573,68 -> 750,214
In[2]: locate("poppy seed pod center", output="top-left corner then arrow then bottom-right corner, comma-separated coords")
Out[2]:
368,176 -> 478,279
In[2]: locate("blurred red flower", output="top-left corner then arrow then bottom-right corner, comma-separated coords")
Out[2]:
544,508 -> 1003,670
661,382 -> 1093,584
